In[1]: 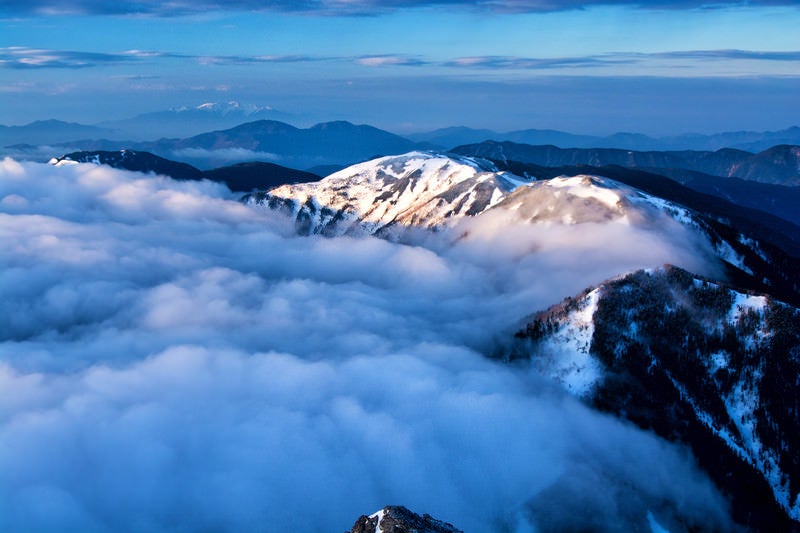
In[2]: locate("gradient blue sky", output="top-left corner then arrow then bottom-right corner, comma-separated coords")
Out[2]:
1,0 -> 799,135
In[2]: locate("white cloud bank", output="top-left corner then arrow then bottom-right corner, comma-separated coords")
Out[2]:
0,159 -> 733,532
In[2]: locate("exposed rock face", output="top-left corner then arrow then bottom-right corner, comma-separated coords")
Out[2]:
347,506 -> 463,533
512,266 -> 800,532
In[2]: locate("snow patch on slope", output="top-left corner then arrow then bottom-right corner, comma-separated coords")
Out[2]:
728,293 -> 767,324
369,509 -> 386,533
527,288 -> 604,397
548,176 -> 623,210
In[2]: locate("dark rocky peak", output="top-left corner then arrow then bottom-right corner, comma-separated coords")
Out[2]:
347,506 -> 462,533
50,149 -> 203,181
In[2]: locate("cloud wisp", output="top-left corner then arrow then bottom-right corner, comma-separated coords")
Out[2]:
0,159 -> 735,532
0,47 -> 161,69
0,47 -> 326,70
4,45 -> 798,75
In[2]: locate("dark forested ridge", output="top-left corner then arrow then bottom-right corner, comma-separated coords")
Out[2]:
513,266 -> 800,531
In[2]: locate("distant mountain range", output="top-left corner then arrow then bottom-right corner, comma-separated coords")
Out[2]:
16,119 -> 422,170
8,115 -> 800,232
410,125 -> 800,152
3,107 -> 799,165
0,120 -> 116,146
163,119 -> 421,169
9,119 -> 800,189
97,101 -> 295,140
452,141 -> 800,187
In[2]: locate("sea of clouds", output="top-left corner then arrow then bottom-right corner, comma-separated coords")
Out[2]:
1,158 -> 734,532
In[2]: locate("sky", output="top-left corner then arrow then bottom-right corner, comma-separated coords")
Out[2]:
1,1 -> 800,136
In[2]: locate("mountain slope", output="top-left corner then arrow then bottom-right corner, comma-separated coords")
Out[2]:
248,152 -> 800,305
473,159 -> 800,266
201,161 -> 320,191
480,173 -> 800,302
511,266 -> 800,531
633,166 -> 800,227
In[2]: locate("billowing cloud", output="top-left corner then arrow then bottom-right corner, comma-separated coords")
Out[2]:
1,0 -> 798,17
0,158 -> 736,532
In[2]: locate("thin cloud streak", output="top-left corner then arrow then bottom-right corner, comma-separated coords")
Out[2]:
3,46 -> 799,72
0,47 -> 327,70
445,55 -> 631,70
651,49 -> 800,61
356,55 -> 428,67
0,47 -> 159,69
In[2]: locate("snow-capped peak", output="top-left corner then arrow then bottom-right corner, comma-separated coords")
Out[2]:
246,151 -> 531,237
173,101 -> 274,115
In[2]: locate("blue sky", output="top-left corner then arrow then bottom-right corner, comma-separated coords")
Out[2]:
1,0 -> 799,135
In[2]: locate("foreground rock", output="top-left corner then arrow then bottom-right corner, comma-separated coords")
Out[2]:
347,506 -> 462,533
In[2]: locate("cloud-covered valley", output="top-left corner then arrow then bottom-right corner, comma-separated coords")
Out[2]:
1,158 -> 735,532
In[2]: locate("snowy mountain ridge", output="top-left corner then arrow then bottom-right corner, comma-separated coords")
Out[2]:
245,151 -> 529,238
512,266 -> 800,528
247,152 -> 767,280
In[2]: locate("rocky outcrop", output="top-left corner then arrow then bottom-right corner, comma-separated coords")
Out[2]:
347,506 -> 463,533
